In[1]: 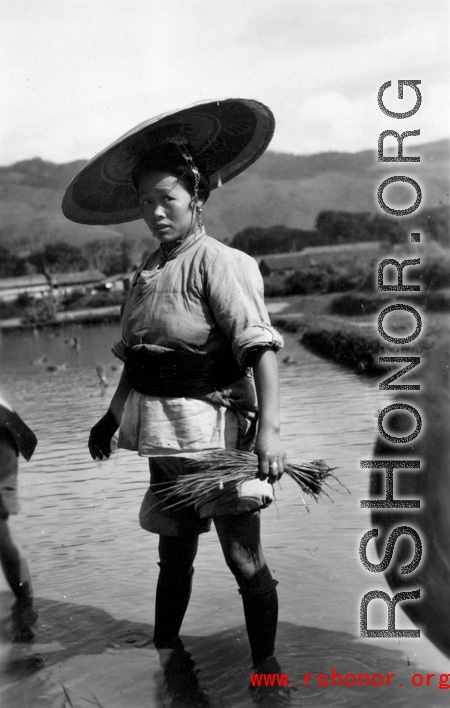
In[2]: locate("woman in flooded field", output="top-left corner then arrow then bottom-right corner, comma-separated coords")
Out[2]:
63,99 -> 289,694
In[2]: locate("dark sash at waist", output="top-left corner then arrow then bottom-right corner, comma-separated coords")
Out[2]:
124,347 -> 245,397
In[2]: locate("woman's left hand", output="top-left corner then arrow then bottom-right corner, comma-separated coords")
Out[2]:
251,347 -> 286,483
254,428 -> 286,484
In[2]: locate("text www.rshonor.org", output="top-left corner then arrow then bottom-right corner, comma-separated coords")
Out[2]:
249,669 -> 450,689
249,673 -> 291,687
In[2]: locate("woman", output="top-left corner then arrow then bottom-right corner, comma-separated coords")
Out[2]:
64,99 -> 286,674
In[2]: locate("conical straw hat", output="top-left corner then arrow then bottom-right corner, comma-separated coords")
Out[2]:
62,98 -> 275,225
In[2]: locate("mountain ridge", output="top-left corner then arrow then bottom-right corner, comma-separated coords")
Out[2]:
0,139 -> 448,253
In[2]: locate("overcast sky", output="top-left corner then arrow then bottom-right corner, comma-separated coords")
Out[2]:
1,0 -> 448,165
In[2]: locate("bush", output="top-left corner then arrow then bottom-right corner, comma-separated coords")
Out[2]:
0,293 -> 56,322
420,261 -> 450,290
301,320 -> 385,375
83,291 -> 124,308
300,315 -> 436,375
28,242 -> 89,273
233,225 -> 319,255
263,275 -> 290,297
21,296 -> 59,324
421,290 -> 450,312
0,301 -> 22,319
285,267 -> 329,295
329,289 -> 450,318
61,288 -> 86,308
64,289 -> 124,310
263,256 -> 377,298
325,266 -> 374,293
0,245 -> 28,277
15,292 -> 35,308
329,293 -> 389,317
271,317 -> 300,333
315,210 -> 406,245
386,241 -> 450,292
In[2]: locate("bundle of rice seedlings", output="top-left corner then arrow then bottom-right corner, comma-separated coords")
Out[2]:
152,449 -> 340,511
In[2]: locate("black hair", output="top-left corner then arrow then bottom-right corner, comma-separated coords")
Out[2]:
131,143 -> 211,203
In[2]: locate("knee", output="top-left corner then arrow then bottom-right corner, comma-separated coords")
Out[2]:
157,535 -> 198,579
158,560 -> 194,582
223,545 -> 262,584
157,547 -> 195,581
238,564 -> 278,597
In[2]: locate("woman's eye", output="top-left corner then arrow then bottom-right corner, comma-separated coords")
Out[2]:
142,198 -> 152,206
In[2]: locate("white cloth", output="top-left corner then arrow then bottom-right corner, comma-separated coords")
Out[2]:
119,394 -> 226,456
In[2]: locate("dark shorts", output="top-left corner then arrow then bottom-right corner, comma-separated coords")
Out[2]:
139,455 -> 273,538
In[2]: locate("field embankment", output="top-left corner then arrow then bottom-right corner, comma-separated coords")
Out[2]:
268,292 -> 445,376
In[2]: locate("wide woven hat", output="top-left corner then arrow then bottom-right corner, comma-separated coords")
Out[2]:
62,98 -> 275,225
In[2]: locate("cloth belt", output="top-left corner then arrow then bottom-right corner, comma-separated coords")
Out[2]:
125,347 -> 245,397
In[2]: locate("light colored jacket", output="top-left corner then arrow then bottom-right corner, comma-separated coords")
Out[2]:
114,228 -> 282,366
114,229 -> 283,456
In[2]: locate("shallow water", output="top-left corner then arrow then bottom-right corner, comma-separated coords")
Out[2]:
0,322 -> 448,707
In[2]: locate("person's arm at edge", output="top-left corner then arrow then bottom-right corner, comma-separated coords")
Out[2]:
108,367 -> 132,424
88,368 -> 132,460
252,346 -> 286,483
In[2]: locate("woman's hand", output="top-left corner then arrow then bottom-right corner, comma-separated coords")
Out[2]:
254,427 -> 287,484
89,368 -> 131,460
88,410 -> 119,460
251,347 -> 286,483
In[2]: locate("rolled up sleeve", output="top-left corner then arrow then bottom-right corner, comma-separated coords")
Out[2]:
111,339 -> 128,362
205,249 -> 284,366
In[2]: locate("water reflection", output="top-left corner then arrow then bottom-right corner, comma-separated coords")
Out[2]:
0,323 -> 445,707
2,593 -> 449,707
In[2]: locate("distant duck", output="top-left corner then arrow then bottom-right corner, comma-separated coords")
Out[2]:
64,336 -> 81,353
282,355 -> 297,365
46,362 -> 68,373
96,365 -> 109,389
31,354 -> 48,366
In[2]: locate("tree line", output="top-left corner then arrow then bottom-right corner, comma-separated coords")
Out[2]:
0,237 -> 141,278
231,206 -> 448,255
1,207 -> 447,278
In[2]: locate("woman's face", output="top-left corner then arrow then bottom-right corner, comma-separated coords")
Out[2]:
138,170 -> 199,243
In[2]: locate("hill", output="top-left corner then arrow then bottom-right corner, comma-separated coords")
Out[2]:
0,139 -> 448,254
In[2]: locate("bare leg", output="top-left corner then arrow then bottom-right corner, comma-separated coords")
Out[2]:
214,511 -> 279,668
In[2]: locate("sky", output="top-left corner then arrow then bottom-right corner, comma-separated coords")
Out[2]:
1,0 -> 449,165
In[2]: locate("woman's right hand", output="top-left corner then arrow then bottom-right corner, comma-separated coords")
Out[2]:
88,410 -> 119,460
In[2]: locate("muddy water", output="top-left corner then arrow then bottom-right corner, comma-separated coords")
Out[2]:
0,322 -> 448,707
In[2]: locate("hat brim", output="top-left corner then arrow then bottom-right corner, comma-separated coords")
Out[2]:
62,98 -> 275,225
